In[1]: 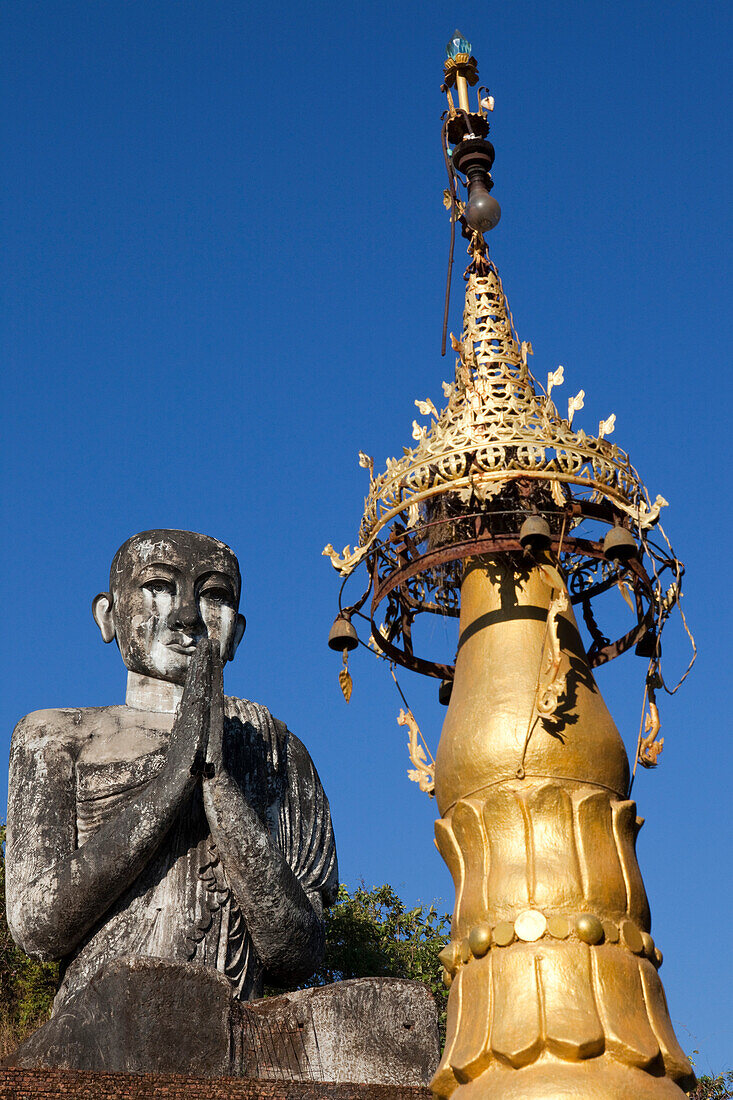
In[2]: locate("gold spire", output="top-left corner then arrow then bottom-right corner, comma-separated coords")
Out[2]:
324,33 -> 696,1098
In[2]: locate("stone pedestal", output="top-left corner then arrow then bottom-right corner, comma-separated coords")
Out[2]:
4,958 -> 439,1087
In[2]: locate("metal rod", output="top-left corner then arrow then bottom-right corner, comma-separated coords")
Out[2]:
441,119 -> 457,356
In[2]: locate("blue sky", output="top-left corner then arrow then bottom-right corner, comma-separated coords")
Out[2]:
1,0 -> 730,1075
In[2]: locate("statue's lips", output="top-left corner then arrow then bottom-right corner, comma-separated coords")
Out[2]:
166,642 -> 197,655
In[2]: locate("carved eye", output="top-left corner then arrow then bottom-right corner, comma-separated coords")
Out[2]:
200,587 -> 232,605
144,579 -> 175,596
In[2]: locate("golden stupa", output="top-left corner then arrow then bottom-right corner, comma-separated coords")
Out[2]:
326,31 -> 694,1099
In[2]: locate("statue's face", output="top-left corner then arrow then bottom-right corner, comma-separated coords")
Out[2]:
106,531 -> 244,685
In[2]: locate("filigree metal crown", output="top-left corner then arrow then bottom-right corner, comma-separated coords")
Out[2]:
324,237 -> 686,690
325,250 -> 665,583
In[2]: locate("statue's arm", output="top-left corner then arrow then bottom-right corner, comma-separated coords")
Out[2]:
5,651 -> 211,961
203,774 -> 325,986
202,669 -> 328,986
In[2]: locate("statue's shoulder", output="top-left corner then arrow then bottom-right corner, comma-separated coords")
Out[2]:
225,695 -> 272,724
262,714 -> 325,789
11,706 -> 116,753
225,696 -> 288,746
224,697 -> 318,777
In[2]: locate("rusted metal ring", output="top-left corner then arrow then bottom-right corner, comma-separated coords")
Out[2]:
367,529 -> 655,679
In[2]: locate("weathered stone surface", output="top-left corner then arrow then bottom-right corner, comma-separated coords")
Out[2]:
6,960 -> 439,1086
240,979 -> 440,1085
5,958 -> 233,1076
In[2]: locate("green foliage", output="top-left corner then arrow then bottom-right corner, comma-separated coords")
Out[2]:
311,882 -> 451,1040
688,1069 -> 733,1098
0,827 -> 59,1054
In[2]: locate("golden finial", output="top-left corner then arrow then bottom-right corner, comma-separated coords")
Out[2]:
443,30 -> 478,112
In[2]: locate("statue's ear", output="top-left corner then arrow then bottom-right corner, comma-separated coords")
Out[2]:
92,592 -> 116,644
228,613 -> 246,661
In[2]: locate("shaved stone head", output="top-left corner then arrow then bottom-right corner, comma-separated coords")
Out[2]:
95,529 -> 246,685
110,530 -> 241,605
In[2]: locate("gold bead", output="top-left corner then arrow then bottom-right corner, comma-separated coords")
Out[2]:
493,921 -> 515,947
442,968 -> 453,988
575,913 -> 604,945
547,915 -> 570,939
601,919 -> 619,943
654,946 -> 664,969
514,909 -> 547,942
620,920 -> 644,955
641,932 -> 654,958
468,923 -> 492,958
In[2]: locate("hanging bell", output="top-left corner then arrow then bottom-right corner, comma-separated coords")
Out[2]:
327,612 -> 359,652
603,526 -> 638,563
635,627 -> 657,659
519,515 -> 552,553
438,678 -> 453,706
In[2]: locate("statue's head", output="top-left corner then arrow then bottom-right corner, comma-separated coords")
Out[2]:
92,529 -> 246,685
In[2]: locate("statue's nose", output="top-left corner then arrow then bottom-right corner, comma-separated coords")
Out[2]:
168,598 -> 201,632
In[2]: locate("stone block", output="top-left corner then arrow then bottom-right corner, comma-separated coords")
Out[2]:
5,958 -> 440,1086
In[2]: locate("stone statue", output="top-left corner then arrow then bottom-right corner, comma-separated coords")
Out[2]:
5,529 -> 339,1063
4,528 -> 440,1083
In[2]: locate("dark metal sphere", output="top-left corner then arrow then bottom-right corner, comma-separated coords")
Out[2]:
465,184 -> 501,233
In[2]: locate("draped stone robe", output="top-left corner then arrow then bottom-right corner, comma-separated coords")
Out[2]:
37,698 -> 337,1011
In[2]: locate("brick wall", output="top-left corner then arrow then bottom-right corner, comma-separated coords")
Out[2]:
0,1069 -> 432,1099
